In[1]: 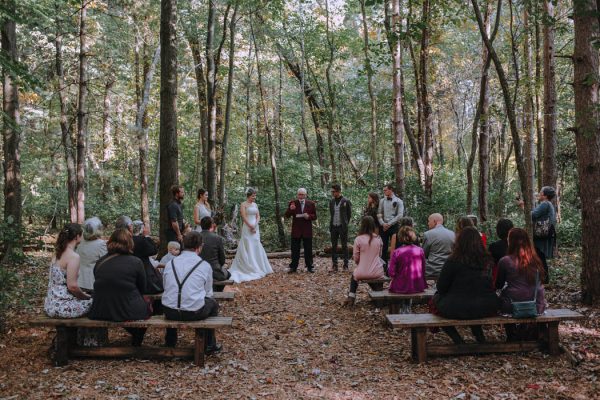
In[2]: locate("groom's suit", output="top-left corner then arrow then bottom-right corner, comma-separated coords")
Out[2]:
285,199 -> 317,272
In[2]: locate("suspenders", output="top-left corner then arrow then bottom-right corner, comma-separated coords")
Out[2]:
170,258 -> 204,309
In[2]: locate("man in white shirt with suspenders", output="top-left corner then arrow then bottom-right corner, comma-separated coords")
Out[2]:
162,231 -> 221,353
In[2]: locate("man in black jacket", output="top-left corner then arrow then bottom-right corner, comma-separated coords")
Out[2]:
329,184 -> 352,272
199,216 -> 231,290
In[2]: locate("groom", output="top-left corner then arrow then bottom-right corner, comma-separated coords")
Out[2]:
285,188 -> 317,273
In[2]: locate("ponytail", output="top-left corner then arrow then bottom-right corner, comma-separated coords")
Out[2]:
55,223 -> 83,259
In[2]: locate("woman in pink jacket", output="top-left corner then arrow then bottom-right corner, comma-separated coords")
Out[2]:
342,216 -> 385,306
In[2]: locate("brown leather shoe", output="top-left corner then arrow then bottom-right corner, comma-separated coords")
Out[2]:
341,296 -> 355,307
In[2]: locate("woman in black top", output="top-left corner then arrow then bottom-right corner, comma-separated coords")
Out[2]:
433,227 -> 499,344
89,228 -> 149,346
363,192 -> 380,234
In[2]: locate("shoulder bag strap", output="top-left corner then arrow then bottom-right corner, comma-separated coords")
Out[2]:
94,253 -> 119,270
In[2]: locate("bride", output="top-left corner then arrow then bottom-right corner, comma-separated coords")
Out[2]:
229,188 -> 273,283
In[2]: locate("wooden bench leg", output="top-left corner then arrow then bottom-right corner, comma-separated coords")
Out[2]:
546,322 -> 560,355
54,327 -> 70,366
411,328 -> 427,363
390,303 -> 400,314
194,329 -> 206,366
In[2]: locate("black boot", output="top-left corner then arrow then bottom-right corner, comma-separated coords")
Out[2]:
442,326 -> 465,344
471,325 -> 486,343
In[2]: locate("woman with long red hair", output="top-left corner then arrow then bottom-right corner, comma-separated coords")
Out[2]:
496,228 -> 547,316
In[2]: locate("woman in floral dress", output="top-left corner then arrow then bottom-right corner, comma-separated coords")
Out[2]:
44,223 -> 92,318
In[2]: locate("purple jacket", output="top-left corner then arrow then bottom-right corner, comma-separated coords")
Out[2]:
388,244 -> 427,294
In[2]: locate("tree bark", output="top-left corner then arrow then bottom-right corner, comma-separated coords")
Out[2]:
251,24 -> 286,248
542,0 -> 557,188
54,10 -> 77,223
388,0 -> 405,198
205,0 -> 217,202
573,0 -> 600,305
523,5 -> 537,219
219,4 -> 239,207
159,0 -> 179,254
471,0 -> 533,231
135,45 -> 160,230
187,35 -> 208,189
76,0 -> 89,223
360,0 -> 379,185
420,0 -> 434,200
1,0 -> 22,258
324,0 -> 337,184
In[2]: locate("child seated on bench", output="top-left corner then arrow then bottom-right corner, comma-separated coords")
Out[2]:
432,227 -> 499,344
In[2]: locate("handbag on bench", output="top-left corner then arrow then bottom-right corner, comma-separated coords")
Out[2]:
510,271 -> 539,319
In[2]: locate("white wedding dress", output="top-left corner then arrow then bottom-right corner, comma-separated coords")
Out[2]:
229,202 -> 273,283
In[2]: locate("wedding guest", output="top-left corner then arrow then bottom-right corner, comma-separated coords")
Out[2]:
432,227 -> 499,344
88,228 -> 149,346
163,231 -> 222,354
519,186 -> 557,260
496,228 -> 547,340
166,185 -> 185,243
377,184 -> 404,270
44,224 -> 92,318
199,216 -> 231,290
422,213 -> 455,279
363,192 -> 381,233
342,216 -> 385,306
389,217 -> 416,253
388,226 -> 427,313
76,217 -> 107,292
328,184 -> 352,272
159,241 -> 181,266
467,214 -> 487,247
193,188 -> 212,232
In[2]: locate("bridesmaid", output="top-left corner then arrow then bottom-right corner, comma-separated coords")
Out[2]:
193,188 -> 212,232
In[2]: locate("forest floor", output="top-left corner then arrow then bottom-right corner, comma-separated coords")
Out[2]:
0,249 -> 599,399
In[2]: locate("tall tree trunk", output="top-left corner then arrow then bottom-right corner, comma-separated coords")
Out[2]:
205,0 -> 217,201
534,19 -> 543,189
219,5 -> 238,207
159,0 -> 179,254
76,0 -> 89,223
102,75 -> 115,163
467,2 -> 492,214
54,11 -> 77,223
523,5 -> 536,215
542,0 -> 557,188
136,45 -> 160,230
277,56 -> 284,161
324,0 -> 337,184
251,24 -> 286,248
574,0 -> 600,305
245,45 -> 253,186
360,0 -> 378,184
420,0 -> 434,200
471,0 -> 533,231
1,0 -> 21,259
388,0 -> 405,197
187,35 -> 208,189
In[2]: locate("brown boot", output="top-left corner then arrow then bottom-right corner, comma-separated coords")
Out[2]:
330,262 -> 339,273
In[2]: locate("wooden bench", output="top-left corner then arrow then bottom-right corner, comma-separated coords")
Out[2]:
386,309 -> 584,363
145,291 -> 235,302
30,315 -> 233,367
369,288 -> 436,313
213,279 -> 234,288
358,277 -> 390,291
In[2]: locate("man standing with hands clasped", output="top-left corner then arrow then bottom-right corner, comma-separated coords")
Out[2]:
329,184 -> 352,272
377,184 -> 404,273
285,188 -> 317,273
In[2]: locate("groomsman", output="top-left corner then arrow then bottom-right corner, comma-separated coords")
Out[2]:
329,184 -> 352,272
285,188 -> 317,273
377,184 -> 404,272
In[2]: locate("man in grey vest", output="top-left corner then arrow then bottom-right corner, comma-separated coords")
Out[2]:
422,213 -> 455,279
377,184 -> 404,270
329,184 -> 352,272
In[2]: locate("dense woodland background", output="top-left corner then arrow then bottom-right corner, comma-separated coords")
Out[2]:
1,0 -> 600,315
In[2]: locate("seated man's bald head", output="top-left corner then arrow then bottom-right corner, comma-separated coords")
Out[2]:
428,213 -> 444,228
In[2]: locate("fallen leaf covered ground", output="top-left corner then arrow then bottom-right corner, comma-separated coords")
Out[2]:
0,249 -> 598,399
